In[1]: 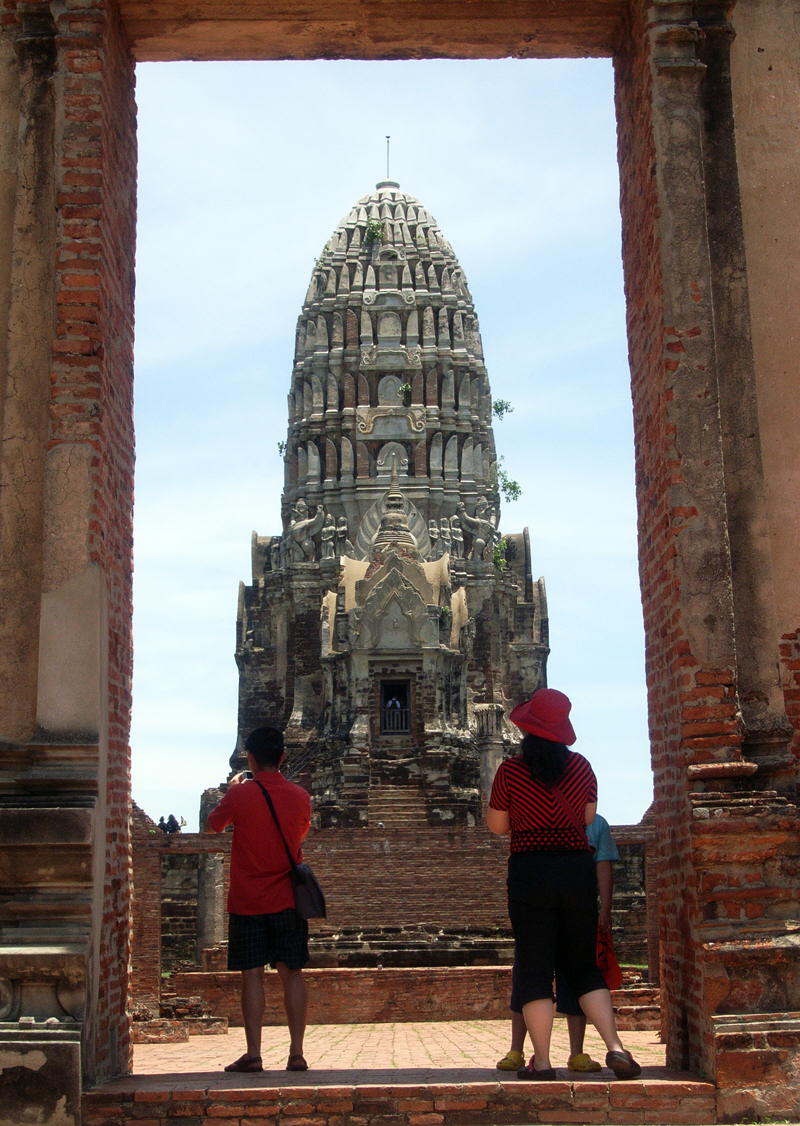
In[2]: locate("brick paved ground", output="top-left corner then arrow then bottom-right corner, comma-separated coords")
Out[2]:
131,1019 -> 667,1087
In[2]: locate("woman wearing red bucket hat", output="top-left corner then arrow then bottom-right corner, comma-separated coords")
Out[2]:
486,688 -> 641,1081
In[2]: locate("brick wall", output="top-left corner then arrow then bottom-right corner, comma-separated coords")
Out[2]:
305,828 -> 509,931
611,3 -> 800,1086
160,853 -> 202,972
130,818 -> 654,1020
171,965 -> 656,1029
608,824 -> 653,968
779,629 -> 800,770
83,1075 -> 718,1126
615,3 -> 704,1073
177,966 -> 512,1025
46,0 -> 137,1084
129,805 -> 162,1018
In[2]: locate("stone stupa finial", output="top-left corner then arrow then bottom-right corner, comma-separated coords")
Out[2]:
371,460 -> 419,559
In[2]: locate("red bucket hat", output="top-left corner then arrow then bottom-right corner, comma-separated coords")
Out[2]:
509,688 -> 576,746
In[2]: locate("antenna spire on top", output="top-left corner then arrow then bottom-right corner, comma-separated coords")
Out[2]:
386,135 -> 390,180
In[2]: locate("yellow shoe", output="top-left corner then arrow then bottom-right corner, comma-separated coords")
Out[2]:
567,1052 -> 602,1072
497,1049 -> 525,1071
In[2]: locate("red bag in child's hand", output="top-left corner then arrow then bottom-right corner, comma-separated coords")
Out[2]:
596,925 -> 623,990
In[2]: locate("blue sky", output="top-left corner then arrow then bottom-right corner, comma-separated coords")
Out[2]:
131,58 -> 651,830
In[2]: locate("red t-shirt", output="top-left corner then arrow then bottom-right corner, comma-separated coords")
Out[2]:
489,751 -> 597,853
206,771 -> 311,915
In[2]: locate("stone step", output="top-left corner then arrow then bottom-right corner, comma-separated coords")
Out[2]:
366,800 -> 427,810
367,785 -> 430,826
84,1074 -> 718,1125
169,966 -> 660,1031
614,1003 -> 662,1031
130,1019 -> 188,1044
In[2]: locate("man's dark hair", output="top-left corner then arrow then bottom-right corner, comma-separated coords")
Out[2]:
244,726 -> 284,768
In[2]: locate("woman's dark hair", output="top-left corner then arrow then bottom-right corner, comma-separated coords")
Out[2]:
520,732 -> 569,787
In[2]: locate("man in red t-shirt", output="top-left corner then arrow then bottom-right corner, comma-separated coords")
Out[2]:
206,726 -> 311,1073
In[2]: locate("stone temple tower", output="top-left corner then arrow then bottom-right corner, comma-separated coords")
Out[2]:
232,180 -> 549,827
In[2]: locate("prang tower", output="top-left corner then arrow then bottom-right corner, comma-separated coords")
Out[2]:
234,181 -> 549,826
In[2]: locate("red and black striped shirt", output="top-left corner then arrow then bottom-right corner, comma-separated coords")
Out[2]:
489,751 -> 597,853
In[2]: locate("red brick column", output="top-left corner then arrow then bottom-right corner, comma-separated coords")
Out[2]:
129,807 -> 164,1019
55,0 -> 136,1084
0,0 -> 137,1088
615,0 -> 799,1103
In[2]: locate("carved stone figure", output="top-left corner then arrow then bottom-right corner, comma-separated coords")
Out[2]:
287,498 -> 326,562
320,513 -> 337,559
449,515 -> 464,560
428,519 -> 441,560
457,497 -> 498,560
438,516 -> 452,558
336,516 -> 355,558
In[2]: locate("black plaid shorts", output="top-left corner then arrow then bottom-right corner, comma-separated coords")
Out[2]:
227,909 -> 309,972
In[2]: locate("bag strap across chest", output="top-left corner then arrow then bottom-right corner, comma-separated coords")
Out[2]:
253,779 -> 298,872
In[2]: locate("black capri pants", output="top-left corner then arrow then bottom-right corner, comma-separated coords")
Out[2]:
507,850 -> 607,1008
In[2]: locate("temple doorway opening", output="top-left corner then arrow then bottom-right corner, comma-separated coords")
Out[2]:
131,58 -> 649,835
129,56 -> 654,1055
381,683 -> 410,734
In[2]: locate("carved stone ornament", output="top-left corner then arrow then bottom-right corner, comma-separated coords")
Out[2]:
356,405 -> 426,434
352,571 -> 435,651
0,976 -> 17,1020
359,344 -> 422,369
56,979 -> 86,1021
354,491 -> 431,559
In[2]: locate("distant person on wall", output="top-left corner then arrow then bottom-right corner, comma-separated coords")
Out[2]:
496,812 -> 620,1073
486,688 -> 640,1081
206,726 -> 312,1074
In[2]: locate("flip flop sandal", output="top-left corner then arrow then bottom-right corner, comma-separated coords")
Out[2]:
605,1050 -> 642,1079
286,1054 -> 308,1071
224,1053 -> 263,1073
516,1063 -> 557,1081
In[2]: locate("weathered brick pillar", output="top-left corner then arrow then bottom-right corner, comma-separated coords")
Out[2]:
0,1 -> 137,1115
616,0 -> 799,1112
129,807 -> 163,1020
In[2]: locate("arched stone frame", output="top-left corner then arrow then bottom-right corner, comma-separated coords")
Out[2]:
0,0 -> 797,1115
377,374 -> 403,405
326,371 -> 339,413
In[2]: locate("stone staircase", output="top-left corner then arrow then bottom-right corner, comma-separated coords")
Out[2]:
309,923 -> 515,967
0,739 -> 98,1025
612,979 -> 662,1031
366,782 -> 429,828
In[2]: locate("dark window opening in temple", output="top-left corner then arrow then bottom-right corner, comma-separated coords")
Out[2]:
381,681 -> 410,734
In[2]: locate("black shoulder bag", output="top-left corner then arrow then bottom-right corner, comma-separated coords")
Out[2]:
254,780 -> 327,919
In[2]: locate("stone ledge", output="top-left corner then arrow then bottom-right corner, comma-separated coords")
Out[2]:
171,966 -> 659,1030
131,1016 -> 229,1042
83,1075 -> 718,1125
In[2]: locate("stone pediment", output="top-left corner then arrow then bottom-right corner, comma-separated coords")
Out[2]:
359,345 -> 422,370
356,404 -> 426,436
352,564 -> 436,650
358,555 -> 433,606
